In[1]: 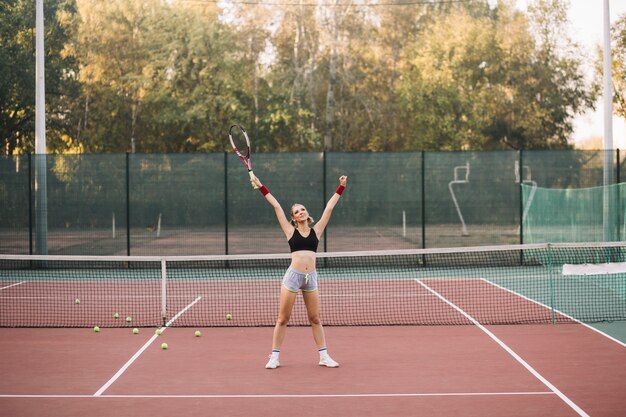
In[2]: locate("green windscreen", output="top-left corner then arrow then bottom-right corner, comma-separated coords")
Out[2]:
522,183 -> 625,243
0,155 -> 30,254
1,150 -> 622,256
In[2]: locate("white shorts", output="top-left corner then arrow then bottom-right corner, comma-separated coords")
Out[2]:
282,268 -> 318,293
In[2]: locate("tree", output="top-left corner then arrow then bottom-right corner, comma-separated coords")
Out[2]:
0,0 -> 79,154
611,13 -> 626,121
1,0 -> 598,154
72,0 -> 262,153
140,1 -> 250,152
517,0 -> 595,149
74,0 -> 159,153
398,0 -> 595,151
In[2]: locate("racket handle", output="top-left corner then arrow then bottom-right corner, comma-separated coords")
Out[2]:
249,170 -> 259,189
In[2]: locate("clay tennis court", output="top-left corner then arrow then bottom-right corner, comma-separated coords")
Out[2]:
0,322 -> 625,417
1,245 -> 625,416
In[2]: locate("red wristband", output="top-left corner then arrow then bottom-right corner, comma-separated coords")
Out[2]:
335,185 -> 345,195
259,185 -> 269,196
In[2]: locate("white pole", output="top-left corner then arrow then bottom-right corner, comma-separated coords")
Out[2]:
603,0 -> 614,241
156,213 -> 162,238
112,212 -> 116,239
35,0 -> 45,147
161,259 -> 167,326
35,0 -> 48,254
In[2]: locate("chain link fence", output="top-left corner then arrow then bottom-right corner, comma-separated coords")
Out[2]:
1,150 -> 622,255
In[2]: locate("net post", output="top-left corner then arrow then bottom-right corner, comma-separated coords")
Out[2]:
224,151 -> 229,255
161,259 -> 167,326
126,152 -> 131,256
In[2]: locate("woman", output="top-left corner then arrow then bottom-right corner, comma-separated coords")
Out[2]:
252,174 -> 347,369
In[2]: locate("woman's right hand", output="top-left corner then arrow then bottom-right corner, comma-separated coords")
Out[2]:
251,175 -> 263,189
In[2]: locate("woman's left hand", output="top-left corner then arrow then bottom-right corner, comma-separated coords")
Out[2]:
339,175 -> 347,186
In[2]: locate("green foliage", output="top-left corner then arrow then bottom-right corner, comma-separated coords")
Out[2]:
399,1 -> 595,151
612,14 -> 626,120
1,0 -> 596,154
0,0 -> 79,154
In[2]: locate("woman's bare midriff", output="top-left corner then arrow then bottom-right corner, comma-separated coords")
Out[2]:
290,250 -> 316,273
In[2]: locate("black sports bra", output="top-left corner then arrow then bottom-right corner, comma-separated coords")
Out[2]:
288,228 -> 319,253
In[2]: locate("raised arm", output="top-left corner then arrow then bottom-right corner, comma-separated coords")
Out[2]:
252,176 -> 293,238
313,175 -> 347,236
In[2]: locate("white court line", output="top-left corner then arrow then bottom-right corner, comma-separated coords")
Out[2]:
0,391 -> 555,399
415,279 -> 590,417
93,296 -> 202,397
480,278 -> 626,348
0,282 -> 25,290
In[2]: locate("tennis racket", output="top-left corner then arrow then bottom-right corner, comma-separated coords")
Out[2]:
228,124 -> 258,189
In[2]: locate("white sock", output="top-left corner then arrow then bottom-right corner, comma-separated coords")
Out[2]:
271,349 -> 280,359
318,347 -> 329,358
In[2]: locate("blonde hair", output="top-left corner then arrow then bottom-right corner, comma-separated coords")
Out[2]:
290,204 -> 315,227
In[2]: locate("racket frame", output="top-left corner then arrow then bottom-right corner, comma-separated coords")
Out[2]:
228,124 -> 258,189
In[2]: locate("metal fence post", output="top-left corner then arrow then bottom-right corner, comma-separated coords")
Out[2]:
617,148 -> 621,241
323,150 -> 327,252
519,149 -> 524,246
126,152 -> 131,256
28,153 -> 33,255
224,151 -> 229,255
421,151 -> 426,250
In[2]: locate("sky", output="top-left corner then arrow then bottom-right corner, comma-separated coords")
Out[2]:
514,0 -> 626,148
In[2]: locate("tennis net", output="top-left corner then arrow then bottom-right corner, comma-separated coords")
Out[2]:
1,242 -> 625,327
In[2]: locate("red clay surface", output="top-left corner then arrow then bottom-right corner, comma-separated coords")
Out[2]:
1,324 -> 624,417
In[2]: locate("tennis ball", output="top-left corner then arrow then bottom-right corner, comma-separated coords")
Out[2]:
226,313 -> 232,321
161,343 -> 168,350
194,330 -> 201,337
75,298 -> 80,305
93,326 -> 100,333
126,316 -> 132,323
113,313 -> 119,319
132,328 -> 139,334
155,329 -> 162,335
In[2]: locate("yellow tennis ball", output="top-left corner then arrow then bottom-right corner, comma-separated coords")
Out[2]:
113,313 -> 119,319
126,316 -> 132,323
132,328 -> 139,334
161,343 -> 168,350
226,313 -> 232,321
194,330 -> 201,337
155,329 -> 162,335
93,326 -> 100,333
75,298 -> 80,304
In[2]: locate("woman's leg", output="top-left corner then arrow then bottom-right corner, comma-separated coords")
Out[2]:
302,290 -> 325,348
303,290 -> 339,367
272,286 -> 298,350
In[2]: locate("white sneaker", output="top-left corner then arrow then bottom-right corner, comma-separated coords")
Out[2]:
265,355 -> 280,369
318,355 -> 339,368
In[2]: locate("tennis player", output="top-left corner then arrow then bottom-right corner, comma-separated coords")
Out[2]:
251,174 -> 347,369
